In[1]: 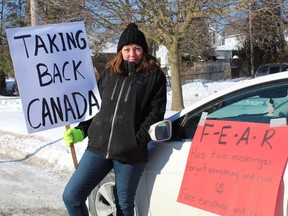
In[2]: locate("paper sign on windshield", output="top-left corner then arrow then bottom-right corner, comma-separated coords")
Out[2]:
177,119 -> 288,215
6,22 -> 101,133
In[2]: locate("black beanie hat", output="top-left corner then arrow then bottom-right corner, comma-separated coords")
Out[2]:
117,23 -> 148,53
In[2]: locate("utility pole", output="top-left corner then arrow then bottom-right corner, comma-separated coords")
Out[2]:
249,3 -> 254,78
30,0 -> 38,26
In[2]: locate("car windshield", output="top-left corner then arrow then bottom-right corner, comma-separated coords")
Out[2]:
172,80 -> 288,140
207,86 -> 288,122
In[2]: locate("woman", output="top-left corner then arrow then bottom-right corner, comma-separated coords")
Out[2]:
62,23 -> 167,216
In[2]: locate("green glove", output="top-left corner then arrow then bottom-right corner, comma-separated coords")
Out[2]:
63,128 -> 84,147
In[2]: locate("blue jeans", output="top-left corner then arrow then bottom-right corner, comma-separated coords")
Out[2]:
62,149 -> 146,216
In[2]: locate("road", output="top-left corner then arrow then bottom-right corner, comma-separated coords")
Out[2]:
0,130 -> 71,216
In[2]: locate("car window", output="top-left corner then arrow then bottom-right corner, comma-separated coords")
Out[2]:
270,66 -> 281,74
172,80 -> 288,140
256,66 -> 268,74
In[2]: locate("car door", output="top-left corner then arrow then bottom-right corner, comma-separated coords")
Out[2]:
136,78 -> 288,216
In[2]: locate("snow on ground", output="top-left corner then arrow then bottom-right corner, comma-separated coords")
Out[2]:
0,77 -> 251,172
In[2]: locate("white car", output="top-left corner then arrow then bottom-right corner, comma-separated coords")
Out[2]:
88,72 -> 288,216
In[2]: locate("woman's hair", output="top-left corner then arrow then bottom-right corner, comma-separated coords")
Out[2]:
106,52 -> 162,75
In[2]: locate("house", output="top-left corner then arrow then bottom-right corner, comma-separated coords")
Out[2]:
212,22 -> 245,60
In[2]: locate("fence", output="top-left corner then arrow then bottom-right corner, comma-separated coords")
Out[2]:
180,61 -> 231,82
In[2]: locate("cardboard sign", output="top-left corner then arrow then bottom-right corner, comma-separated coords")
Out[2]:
6,22 -> 101,133
177,120 -> 288,215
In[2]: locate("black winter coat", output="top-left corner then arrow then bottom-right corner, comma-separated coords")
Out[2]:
76,62 -> 167,163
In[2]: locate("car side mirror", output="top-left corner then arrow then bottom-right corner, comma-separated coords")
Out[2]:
149,120 -> 172,141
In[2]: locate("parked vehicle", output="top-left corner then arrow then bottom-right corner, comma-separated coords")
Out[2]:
255,63 -> 288,77
88,72 -> 288,216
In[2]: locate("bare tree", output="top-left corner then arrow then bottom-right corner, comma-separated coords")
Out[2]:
220,0 -> 288,76
2,0 -> 287,108
0,0 -> 27,94
82,0 -> 242,111
28,0 -> 85,24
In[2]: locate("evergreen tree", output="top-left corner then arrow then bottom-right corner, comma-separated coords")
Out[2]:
0,0 -> 28,94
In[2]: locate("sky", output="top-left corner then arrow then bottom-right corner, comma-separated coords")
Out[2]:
0,77 -> 250,171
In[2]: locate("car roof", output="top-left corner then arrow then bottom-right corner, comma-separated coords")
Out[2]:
256,63 -> 288,69
258,63 -> 287,67
168,72 -> 288,121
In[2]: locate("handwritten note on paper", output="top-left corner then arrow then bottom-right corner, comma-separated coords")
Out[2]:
177,120 -> 288,215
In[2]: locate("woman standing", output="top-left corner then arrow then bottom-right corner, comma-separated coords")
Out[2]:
62,23 -> 167,216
